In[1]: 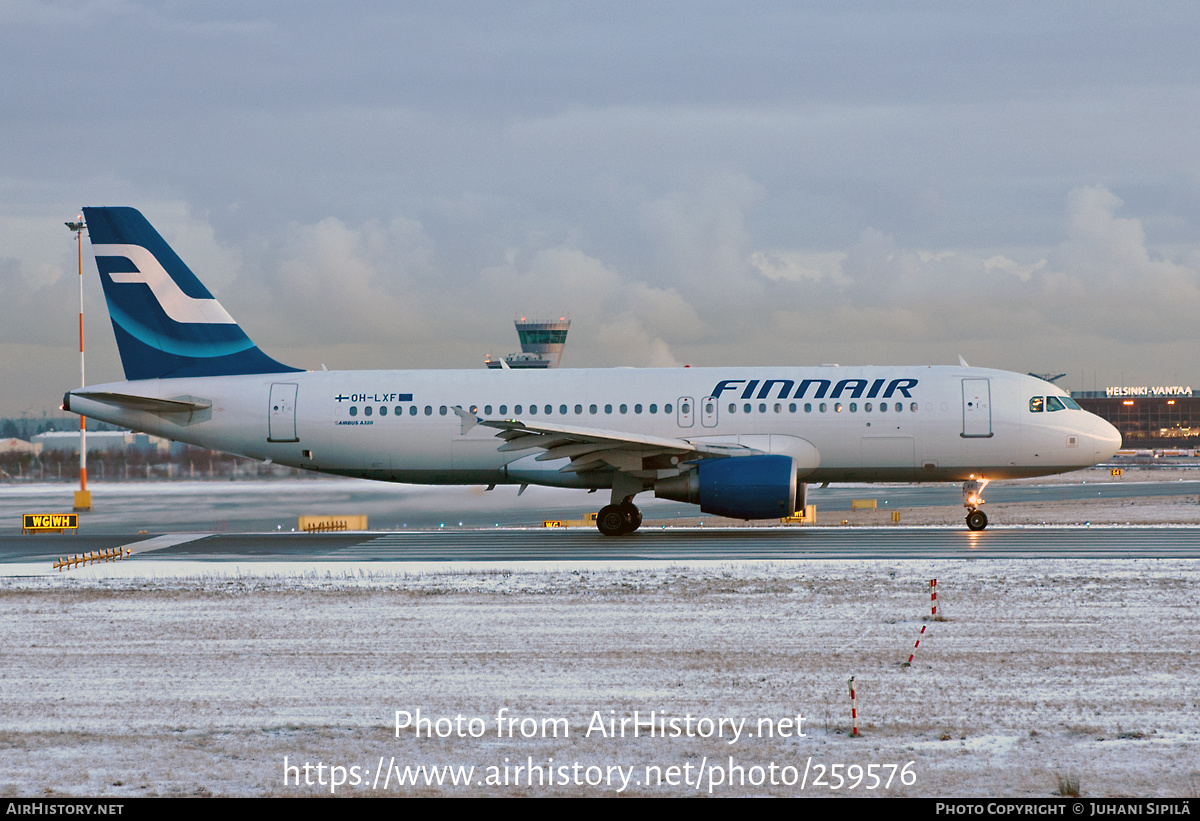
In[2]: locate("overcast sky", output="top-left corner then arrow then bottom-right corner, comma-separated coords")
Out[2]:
3,1 -> 1200,417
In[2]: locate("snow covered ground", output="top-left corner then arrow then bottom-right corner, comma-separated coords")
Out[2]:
1,558 -> 1197,797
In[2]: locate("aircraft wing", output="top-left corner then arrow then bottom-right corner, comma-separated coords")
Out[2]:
456,409 -> 753,475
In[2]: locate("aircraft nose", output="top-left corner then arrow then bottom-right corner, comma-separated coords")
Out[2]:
1090,415 -> 1122,461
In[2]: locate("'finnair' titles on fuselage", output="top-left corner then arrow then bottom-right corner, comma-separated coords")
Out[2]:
64,207 -> 1121,534
710,377 -> 917,401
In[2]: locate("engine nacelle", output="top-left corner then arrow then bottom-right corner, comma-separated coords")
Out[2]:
654,455 -> 797,519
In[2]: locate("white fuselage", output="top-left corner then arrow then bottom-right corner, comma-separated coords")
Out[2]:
67,364 -> 1121,488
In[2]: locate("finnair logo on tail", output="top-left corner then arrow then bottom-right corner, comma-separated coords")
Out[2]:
92,244 -> 236,325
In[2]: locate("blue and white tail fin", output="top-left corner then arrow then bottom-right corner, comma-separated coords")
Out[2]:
83,207 -> 301,381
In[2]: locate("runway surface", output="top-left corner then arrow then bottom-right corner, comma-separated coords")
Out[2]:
6,525 -> 1200,565
4,473 -> 1200,534
6,475 -> 1200,568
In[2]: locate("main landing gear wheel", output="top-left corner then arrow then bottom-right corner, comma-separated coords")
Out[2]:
965,510 -> 988,531
597,502 -> 642,536
619,501 -> 642,532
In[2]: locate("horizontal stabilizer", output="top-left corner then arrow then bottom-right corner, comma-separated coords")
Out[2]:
71,391 -> 211,414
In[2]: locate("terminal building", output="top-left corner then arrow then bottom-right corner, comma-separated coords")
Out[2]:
31,430 -> 179,456
485,317 -> 570,369
1070,386 -> 1197,452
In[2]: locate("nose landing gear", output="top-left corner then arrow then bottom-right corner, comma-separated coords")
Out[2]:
962,478 -> 990,531
965,509 -> 988,531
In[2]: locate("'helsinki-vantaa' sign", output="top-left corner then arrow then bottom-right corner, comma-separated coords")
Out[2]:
1105,386 -> 1193,398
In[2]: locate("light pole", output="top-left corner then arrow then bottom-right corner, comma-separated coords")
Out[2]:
65,215 -> 91,512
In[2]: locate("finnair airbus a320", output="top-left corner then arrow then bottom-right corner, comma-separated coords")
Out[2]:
63,207 -> 1121,534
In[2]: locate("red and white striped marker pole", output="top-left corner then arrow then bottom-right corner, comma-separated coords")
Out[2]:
930,579 -> 939,617
66,215 -> 91,512
905,625 -> 926,666
848,676 -> 859,737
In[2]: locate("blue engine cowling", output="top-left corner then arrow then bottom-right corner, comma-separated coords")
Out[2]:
654,455 -> 798,519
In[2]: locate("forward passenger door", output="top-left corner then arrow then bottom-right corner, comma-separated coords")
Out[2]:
961,378 -> 992,438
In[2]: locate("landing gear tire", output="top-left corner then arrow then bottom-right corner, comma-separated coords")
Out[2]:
966,510 -> 988,531
619,501 -> 642,533
597,505 -> 627,536
597,502 -> 642,536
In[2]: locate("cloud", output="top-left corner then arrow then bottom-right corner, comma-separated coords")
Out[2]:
229,214 -> 439,363
657,185 -> 1197,378
1027,186 -> 1200,343
0,256 -> 76,346
636,172 -> 765,293
749,250 -> 848,285
478,245 -> 703,367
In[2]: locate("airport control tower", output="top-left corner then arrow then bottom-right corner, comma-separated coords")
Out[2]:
485,317 -> 570,369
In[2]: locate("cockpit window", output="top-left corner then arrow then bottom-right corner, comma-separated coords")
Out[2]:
1031,395 -> 1080,412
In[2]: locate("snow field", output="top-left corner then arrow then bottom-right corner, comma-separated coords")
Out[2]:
0,559 -> 1197,797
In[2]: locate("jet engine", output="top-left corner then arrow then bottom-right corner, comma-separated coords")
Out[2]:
654,454 -> 798,519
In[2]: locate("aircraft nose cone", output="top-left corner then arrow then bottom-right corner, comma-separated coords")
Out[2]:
1092,415 -> 1122,461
